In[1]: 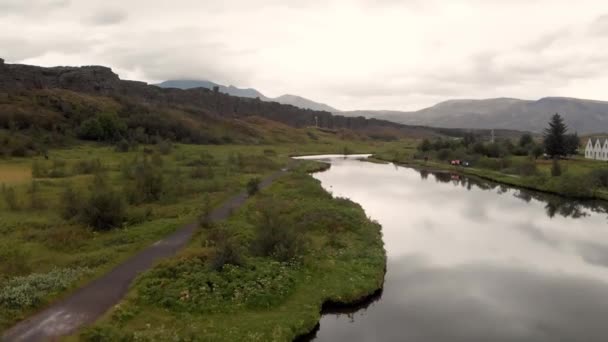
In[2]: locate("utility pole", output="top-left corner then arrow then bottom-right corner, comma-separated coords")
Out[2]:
490,129 -> 495,143
314,116 -> 319,128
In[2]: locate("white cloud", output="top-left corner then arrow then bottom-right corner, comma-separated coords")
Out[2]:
1,0 -> 608,110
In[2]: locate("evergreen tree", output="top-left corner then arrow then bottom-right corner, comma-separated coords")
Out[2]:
565,132 -> 580,155
543,113 -> 568,157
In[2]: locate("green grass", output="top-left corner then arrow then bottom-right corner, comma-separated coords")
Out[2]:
0,135 -> 400,334
77,170 -> 386,341
373,143 -> 608,200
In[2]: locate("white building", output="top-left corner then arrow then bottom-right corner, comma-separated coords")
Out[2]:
585,138 -> 608,161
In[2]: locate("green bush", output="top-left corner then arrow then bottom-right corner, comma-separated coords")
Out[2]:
246,178 -> 261,196
251,199 -> 305,262
0,267 -> 91,309
136,259 -> 296,314
80,190 -> 126,231
126,158 -> 164,204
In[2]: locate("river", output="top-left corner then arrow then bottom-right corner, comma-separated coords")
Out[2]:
297,155 -> 608,342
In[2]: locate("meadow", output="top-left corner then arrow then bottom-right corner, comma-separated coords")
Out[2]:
0,129 -> 396,333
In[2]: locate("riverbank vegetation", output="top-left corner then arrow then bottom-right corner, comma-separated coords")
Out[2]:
375,114 -> 608,200
0,132 -> 395,333
79,169 -> 385,341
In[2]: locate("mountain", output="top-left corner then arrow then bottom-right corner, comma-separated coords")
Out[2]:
340,97 -> 608,134
272,94 -> 337,112
156,80 -> 267,99
156,80 -> 338,112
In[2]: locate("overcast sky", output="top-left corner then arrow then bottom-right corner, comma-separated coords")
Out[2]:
3,0 -> 608,111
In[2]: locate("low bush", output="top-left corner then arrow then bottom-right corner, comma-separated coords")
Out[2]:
246,178 -> 261,196
80,190 -> 126,231
251,198 -> 305,262
0,267 -> 92,309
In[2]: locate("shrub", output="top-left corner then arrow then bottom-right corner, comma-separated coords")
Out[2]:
251,199 -> 305,262
246,178 -> 261,196
126,158 -> 164,204
0,267 -> 91,309
209,239 -> 245,271
207,225 -> 245,271
80,190 -> 126,231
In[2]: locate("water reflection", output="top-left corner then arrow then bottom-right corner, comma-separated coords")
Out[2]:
306,157 -> 608,342
420,168 -> 605,219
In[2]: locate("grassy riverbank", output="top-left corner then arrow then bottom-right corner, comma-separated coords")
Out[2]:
78,168 -> 386,341
0,135 -> 395,334
373,148 -> 608,200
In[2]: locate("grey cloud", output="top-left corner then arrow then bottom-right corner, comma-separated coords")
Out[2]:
86,9 -> 128,26
98,28 -> 255,85
0,35 -> 97,61
0,0 -> 70,17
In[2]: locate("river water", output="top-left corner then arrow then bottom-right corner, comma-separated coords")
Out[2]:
297,155 -> 608,342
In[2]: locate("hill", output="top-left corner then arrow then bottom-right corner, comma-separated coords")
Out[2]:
0,58 -> 443,156
156,80 -> 338,112
340,97 -> 608,134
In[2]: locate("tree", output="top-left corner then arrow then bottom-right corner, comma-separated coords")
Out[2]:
463,133 -> 476,147
419,139 -> 432,152
565,132 -> 580,156
530,145 -> 544,159
519,133 -> 533,147
543,113 -> 568,157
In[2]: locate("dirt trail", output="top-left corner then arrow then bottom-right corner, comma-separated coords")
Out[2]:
2,168 -> 289,342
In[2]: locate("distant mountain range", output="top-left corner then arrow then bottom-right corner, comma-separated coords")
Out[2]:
157,80 -> 608,133
155,80 -> 338,112
340,97 -> 608,134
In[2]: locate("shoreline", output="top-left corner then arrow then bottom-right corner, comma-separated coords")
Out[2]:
370,156 -> 608,201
